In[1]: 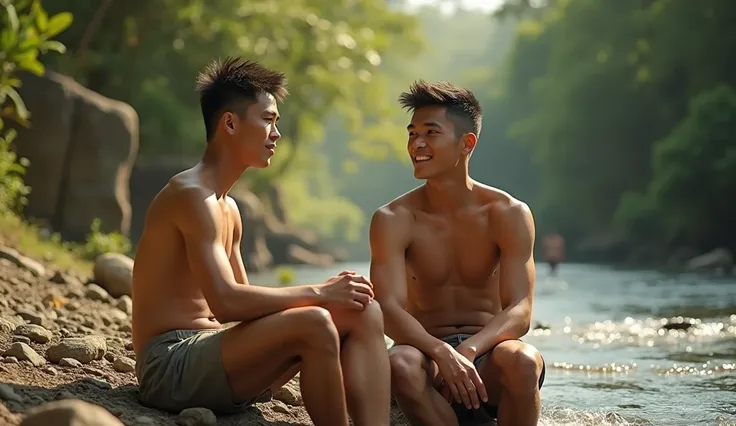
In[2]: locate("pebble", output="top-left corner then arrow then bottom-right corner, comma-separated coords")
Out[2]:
14,324 -> 53,343
0,317 -> 16,333
15,310 -> 43,325
2,356 -> 18,364
176,407 -> 217,426
274,381 -> 303,406
41,366 -> 58,375
12,335 -> 31,345
112,356 -> 136,373
134,416 -> 157,425
85,283 -> 110,302
59,357 -> 83,368
116,295 -> 133,314
3,342 -> 46,366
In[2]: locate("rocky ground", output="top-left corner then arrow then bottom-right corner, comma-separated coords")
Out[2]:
0,246 -> 408,425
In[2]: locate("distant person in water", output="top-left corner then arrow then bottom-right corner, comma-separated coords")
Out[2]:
369,81 -> 545,426
131,57 -> 390,426
542,233 -> 565,276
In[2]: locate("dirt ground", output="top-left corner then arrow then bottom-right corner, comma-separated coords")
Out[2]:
0,248 -> 409,425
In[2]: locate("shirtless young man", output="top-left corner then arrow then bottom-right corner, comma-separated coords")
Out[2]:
370,81 -> 545,426
131,57 -> 390,426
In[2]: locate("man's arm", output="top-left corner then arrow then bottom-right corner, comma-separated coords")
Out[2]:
177,187 -> 321,323
458,202 -> 536,359
370,206 -> 447,355
226,197 -> 247,285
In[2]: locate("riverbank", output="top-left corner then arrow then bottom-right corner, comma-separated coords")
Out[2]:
0,225 -> 409,425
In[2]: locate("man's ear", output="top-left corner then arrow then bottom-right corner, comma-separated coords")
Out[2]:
462,133 -> 478,155
222,112 -> 236,135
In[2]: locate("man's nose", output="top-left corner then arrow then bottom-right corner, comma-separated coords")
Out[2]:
410,137 -> 427,150
270,126 -> 281,141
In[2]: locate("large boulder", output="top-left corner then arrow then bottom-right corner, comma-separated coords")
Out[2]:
20,399 -> 123,426
13,71 -> 139,240
93,253 -> 134,298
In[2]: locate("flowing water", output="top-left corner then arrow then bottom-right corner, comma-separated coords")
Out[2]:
251,262 -> 736,426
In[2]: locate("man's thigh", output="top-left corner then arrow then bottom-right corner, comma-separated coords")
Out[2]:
220,306 -> 335,403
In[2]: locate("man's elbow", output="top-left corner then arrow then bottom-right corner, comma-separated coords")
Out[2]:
510,303 -> 532,336
206,287 -> 238,324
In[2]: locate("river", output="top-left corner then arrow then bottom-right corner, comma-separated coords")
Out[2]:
251,262 -> 736,426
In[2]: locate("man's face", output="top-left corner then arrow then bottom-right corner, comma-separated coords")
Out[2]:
407,106 -> 470,179
222,92 -> 281,168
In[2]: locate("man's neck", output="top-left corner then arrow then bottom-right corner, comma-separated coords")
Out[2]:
423,166 -> 474,213
200,143 -> 246,198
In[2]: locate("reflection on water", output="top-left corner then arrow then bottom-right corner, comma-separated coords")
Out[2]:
250,262 -> 736,425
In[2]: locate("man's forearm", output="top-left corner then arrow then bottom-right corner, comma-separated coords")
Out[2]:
383,303 -> 446,355
460,304 -> 531,357
216,284 -> 322,323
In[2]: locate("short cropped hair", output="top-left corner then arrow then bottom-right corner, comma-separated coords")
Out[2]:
399,80 -> 482,136
196,57 -> 288,140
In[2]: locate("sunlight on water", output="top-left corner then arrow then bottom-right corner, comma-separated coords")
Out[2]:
544,314 -> 736,348
539,408 -> 650,426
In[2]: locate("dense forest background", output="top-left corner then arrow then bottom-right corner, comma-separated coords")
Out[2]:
35,0 -> 736,264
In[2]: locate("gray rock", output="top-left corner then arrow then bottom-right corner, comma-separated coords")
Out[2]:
84,284 -> 110,302
112,356 -> 135,373
46,335 -> 107,364
20,399 -> 124,426
176,407 -> 217,426
0,383 -> 23,402
58,357 -> 83,368
14,324 -> 53,344
3,342 -> 46,366
0,246 -> 46,277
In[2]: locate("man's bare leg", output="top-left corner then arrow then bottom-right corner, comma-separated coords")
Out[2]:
477,340 -> 544,426
330,300 -> 391,426
389,345 -> 458,426
220,306 -> 349,426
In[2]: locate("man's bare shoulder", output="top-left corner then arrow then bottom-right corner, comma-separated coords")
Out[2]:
147,168 -> 218,228
474,182 -> 534,245
474,182 -> 532,221
370,187 -> 423,230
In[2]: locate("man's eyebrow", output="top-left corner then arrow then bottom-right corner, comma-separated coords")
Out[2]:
264,110 -> 280,121
407,121 -> 442,130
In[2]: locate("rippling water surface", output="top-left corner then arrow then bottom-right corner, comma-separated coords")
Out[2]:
251,262 -> 736,426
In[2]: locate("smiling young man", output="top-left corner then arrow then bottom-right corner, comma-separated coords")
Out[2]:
131,57 -> 390,426
369,81 -> 545,426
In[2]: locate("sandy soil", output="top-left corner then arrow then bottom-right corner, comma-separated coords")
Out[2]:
0,248 -> 410,425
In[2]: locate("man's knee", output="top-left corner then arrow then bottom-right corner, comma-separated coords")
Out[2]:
389,346 -> 427,397
491,341 -> 542,394
356,300 -> 384,333
290,306 -> 340,350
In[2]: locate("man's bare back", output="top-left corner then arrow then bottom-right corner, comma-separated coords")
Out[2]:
371,81 -> 544,426
132,167 -> 235,353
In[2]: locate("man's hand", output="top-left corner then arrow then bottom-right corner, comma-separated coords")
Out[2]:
316,273 -> 374,310
432,343 -> 488,409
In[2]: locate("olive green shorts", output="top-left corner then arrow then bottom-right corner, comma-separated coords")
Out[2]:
136,329 -> 251,414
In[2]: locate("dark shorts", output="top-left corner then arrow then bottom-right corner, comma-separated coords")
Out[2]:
439,333 -> 546,424
136,329 -> 254,414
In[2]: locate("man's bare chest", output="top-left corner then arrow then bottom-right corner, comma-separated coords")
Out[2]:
405,215 -> 499,287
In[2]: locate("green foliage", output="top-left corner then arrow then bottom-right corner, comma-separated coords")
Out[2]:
276,266 -> 295,287
493,0 -> 736,255
43,0 -> 422,246
0,0 -> 72,215
619,86 -> 736,248
76,218 -> 132,260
